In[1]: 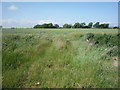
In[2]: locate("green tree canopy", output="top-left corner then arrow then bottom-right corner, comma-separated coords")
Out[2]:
54,24 -> 59,28
34,23 -> 56,28
80,22 -> 86,28
73,23 -> 80,28
93,22 -> 100,28
63,24 -> 72,28
88,22 -> 93,28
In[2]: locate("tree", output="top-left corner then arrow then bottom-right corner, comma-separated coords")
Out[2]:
63,24 -> 72,28
48,23 -> 54,28
11,27 -> 15,29
43,24 -> 49,28
113,26 -> 119,29
33,23 -> 56,28
82,26 -> 90,28
33,24 -> 39,28
73,23 -> 80,28
54,24 -> 59,28
103,24 -> 109,28
63,24 -> 68,28
68,24 -> 72,28
88,22 -> 93,28
80,22 -> 86,28
99,24 -> 109,28
93,22 -> 100,28
99,24 -> 104,28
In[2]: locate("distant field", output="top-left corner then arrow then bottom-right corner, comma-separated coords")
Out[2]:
2,28 -> 118,88
2,28 -> 118,35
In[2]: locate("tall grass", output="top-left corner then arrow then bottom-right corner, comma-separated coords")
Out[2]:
2,29 -> 118,88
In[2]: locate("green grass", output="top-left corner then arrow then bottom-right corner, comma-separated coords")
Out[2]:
2,28 -> 118,88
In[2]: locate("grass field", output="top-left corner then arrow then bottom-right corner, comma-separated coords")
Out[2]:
2,28 -> 118,88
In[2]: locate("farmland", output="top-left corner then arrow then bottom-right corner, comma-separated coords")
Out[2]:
2,28 -> 118,88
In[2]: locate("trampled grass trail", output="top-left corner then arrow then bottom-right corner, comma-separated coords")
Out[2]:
2,29 -> 118,88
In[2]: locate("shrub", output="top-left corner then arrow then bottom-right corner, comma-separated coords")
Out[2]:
84,33 -> 94,40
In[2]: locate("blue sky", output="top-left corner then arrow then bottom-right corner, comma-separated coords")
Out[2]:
2,2 -> 118,28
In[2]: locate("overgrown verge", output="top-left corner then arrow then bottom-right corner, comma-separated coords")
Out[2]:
83,33 -> 119,60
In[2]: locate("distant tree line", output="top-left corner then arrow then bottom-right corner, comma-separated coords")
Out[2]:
33,23 -> 59,28
33,22 -> 117,29
63,22 -> 109,28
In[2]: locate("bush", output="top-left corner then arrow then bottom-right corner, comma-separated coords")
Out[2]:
84,33 -> 118,47
84,33 -> 94,40
93,34 -> 118,47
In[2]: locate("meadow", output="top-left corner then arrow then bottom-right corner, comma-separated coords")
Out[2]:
2,28 -> 119,88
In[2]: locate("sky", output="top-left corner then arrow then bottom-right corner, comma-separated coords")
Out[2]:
2,2 -> 118,28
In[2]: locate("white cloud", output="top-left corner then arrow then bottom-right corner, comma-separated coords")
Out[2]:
8,5 -> 19,11
38,20 -> 56,24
